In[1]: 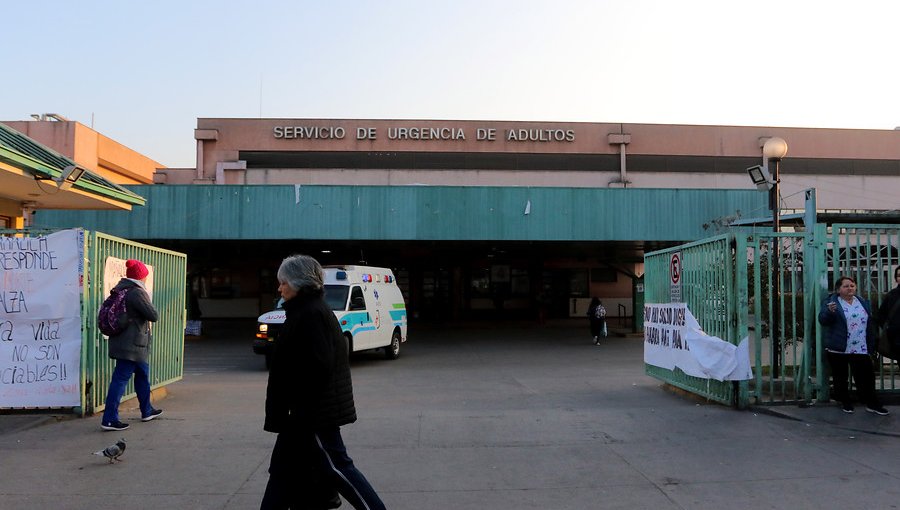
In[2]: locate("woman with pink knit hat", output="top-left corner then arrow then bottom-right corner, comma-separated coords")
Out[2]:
100,259 -> 162,431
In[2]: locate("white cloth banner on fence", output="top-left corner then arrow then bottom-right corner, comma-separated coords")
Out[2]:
644,302 -> 752,381
0,229 -> 83,407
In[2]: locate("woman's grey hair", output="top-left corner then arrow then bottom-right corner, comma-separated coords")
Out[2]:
277,254 -> 324,293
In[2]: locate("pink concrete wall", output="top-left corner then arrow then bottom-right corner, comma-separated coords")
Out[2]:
193,118 -> 900,211
197,118 -> 900,167
3,121 -> 162,184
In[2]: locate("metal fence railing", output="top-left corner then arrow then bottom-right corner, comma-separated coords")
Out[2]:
745,232 -> 815,405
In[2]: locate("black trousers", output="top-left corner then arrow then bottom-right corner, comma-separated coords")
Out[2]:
589,318 -> 606,337
827,351 -> 881,407
261,431 -> 340,510
314,426 -> 386,510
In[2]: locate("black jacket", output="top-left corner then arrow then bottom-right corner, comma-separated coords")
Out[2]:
879,285 -> 900,344
264,289 -> 356,433
107,278 -> 159,363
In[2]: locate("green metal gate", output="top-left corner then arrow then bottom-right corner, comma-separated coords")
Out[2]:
646,223 -> 900,408
644,234 -> 742,406
823,224 -> 900,395
745,231 -> 816,405
84,231 -> 186,415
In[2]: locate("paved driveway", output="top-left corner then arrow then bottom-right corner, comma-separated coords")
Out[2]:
0,321 -> 898,509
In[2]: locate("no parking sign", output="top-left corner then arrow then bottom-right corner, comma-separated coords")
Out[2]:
669,252 -> 682,303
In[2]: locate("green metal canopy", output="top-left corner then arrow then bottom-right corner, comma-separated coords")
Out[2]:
0,122 -> 146,208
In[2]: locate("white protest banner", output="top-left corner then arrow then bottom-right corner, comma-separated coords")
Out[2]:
644,302 -> 752,381
0,229 -> 84,407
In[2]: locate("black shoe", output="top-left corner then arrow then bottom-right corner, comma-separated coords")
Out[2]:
866,405 -> 889,416
101,420 -> 130,431
841,403 -> 854,414
141,409 -> 163,422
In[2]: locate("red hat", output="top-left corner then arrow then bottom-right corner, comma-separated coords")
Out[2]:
126,259 -> 149,280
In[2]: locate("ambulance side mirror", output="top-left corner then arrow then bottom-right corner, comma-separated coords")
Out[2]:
350,296 -> 366,310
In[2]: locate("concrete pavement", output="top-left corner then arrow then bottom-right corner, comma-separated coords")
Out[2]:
1,320 -> 899,509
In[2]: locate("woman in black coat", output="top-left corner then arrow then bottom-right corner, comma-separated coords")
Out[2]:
878,266 -> 900,355
261,254 -> 385,510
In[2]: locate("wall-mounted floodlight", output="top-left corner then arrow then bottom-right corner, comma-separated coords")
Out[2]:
747,164 -> 774,191
56,165 -> 86,190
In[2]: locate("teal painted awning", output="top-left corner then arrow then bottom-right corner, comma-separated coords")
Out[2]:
34,185 -> 768,242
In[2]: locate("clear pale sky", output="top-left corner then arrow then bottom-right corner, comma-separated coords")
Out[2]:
4,0 -> 899,168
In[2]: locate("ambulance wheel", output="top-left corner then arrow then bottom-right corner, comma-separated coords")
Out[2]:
264,352 -> 273,370
385,330 -> 401,360
344,334 -> 354,359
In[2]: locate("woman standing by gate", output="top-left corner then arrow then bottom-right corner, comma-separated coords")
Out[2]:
818,276 -> 889,416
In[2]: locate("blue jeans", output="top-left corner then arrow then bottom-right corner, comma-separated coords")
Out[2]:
315,426 -> 386,510
102,359 -> 153,424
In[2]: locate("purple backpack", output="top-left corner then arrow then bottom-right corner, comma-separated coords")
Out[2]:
98,287 -> 129,336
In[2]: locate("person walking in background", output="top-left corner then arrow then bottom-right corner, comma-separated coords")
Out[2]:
100,259 -> 162,431
587,297 -> 607,345
818,275 -> 889,416
878,265 -> 900,358
262,254 -> 386,510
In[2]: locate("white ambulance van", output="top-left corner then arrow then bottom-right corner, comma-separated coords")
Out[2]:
254,265 -> 408,367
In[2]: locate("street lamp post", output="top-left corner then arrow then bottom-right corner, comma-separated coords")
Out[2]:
762,137 -> 788,379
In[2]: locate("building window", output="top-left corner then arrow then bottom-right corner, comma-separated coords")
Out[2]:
569,269 -> 589,297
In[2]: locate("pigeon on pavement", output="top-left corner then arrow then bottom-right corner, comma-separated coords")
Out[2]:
93,438 -> 127,463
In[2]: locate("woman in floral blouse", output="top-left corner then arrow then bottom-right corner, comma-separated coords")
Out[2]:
818,276 -> 889,415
